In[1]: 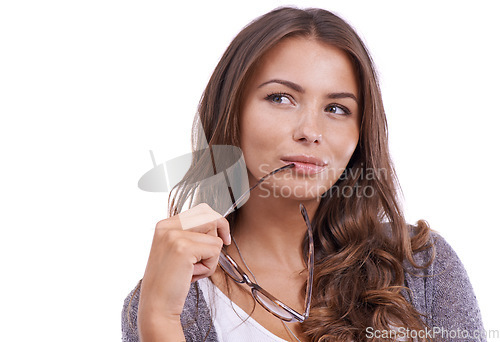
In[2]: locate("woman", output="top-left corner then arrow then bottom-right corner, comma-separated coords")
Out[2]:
122,7 -> 485,342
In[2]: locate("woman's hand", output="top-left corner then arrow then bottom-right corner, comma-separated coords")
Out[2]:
137,203 -> 231,340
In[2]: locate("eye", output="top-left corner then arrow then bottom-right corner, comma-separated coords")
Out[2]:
265,92 -> 293,105
325,104 -> 351,115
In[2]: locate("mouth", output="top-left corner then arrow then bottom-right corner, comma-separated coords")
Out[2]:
280,155 -> 328,175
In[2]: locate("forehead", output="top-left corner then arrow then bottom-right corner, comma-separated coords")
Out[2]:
248,37 -> 358,95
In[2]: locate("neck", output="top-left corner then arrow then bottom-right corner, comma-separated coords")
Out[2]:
230,183 -> 319,271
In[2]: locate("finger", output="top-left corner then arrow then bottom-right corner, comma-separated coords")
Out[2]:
190,239 -> 223,265
178,203 -> 222,231
156,215 -> 219,236
180,215 -> 231,245
189,241 -> 222,277
215,216 -> 231,246
192,253 -> 219,277
179,230 -> 224,248
155,203 -> 231,244
160,229 -> 224,249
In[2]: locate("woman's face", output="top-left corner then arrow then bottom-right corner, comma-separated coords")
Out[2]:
240,37 -> 360,200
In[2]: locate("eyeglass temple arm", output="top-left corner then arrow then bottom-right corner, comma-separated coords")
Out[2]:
300,203 -> 314,319
222,163 -> 295,218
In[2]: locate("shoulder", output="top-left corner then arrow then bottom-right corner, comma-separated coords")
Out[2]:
403,229 -> 486,340
405,229 -> 461,273
121,280 -> 218,342
405,229 -> 472,284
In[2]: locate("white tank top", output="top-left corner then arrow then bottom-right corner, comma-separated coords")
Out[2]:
198,278 -> 403,342
197,277 -> 289,342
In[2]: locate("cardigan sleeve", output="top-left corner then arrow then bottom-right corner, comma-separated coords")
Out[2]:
424,233 -> 486,342
121,280 -> 218,342
121,281 -> 141,342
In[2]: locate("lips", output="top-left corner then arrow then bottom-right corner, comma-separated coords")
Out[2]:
280,155 -> 328,175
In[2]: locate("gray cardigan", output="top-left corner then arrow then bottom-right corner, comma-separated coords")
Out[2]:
122,232 -> 486,341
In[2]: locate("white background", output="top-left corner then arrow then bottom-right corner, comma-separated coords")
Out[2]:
1,0 -> 499,340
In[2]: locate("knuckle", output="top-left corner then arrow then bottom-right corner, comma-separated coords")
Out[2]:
171,237 -> 190,255
155,218 -> 169,230
214,237 -> 223,249
156,228 -> 178,243
208,242 -> 223,256
207,220 -> 218,231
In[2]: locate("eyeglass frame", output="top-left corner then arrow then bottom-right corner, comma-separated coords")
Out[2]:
218,164 -> 314,323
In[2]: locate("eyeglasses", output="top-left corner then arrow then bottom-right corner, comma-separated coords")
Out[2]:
218,164 -> 314,323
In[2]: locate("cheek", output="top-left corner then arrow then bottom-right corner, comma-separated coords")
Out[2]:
240,105 -> 270,168
343,132 -> 359,158
240,102 -> 282,152
327,125 -> 359,165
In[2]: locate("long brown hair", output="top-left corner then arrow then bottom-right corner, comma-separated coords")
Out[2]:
168,6 -> 434,342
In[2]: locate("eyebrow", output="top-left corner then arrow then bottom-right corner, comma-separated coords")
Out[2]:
257,79 -> 359,104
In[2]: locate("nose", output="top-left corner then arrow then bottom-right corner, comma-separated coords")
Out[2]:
292,110 -> 323,144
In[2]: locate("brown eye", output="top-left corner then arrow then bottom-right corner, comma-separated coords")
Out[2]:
326,104 -> 350,115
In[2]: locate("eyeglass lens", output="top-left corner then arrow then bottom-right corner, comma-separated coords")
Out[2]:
253,289 -> 295,321
218,253 -> 244,282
